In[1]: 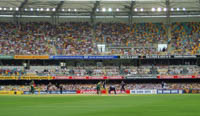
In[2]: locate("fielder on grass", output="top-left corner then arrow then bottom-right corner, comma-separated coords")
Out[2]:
30,80 -> 35,94
96,81 -> 102,94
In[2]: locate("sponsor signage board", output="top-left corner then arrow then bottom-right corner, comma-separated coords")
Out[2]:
130,90 -> 157,94
157,75 -> 196,79
77,90 -> 130,94
23,90 -> 76,94
126,75 -> 156,79
50,56 -> 119,59
14,55 -> 49,59
54,76 -> 123,80
157,89 -> 183,94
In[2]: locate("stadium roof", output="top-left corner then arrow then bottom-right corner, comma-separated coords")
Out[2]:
0,0 -> 199,17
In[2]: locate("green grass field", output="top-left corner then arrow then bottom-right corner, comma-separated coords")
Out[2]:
0,94 -> 200,116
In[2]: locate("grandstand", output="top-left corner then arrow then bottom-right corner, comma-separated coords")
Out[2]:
0,0 -> 200,116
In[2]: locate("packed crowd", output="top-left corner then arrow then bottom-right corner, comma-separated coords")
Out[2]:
1,83 -> 200,91
0,22 -> 96,55
0,65 -> 199,77
171,22 -> 200,55
0,22 -> 54,55
96,23 -> 168,55
0,22 -> 199,56
51,22 -> 98,55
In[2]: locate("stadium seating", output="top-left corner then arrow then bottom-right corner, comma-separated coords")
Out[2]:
0,65 -> 199,77
171,22 -> 200,55
0,22 -> 54,55
0,22 -> 200,55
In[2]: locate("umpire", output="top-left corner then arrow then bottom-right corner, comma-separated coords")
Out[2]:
109,85 -> 116,94
59,84 -> 63,94
120,81 -> 126,93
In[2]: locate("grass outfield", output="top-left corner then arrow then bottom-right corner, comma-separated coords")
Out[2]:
0,94 -> 200,116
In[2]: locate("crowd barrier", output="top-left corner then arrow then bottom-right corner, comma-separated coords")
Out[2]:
14,55 -> 49,59
20,76 -> 52,80
9,89 -> 186,95
0,76 -> 52,80
120,55 -> 198,59
157,89 -> 183,94
50,56 -> 119,59
3,55 -> 199,60
183,89 -> 200,94
0,76 -> 17,80
76,90 -> 130,94
53,76 -> 124,80
54,75 -> 200,80
12,55 -> 120,60
126,75 -> 157,79
157,75 -> 200,79
23,90 -> 77,94
130,90 -> 157,94
0,91 -> 23,95
129,89 -> 183,94
1,75 -> 200,80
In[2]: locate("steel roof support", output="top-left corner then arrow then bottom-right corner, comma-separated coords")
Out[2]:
90,1 -> 100,27
90,1 -> 100,41
166,0 -> 171,43
14,0 -> 28,23
52,1 -> 64,25
128,1 -> 135,26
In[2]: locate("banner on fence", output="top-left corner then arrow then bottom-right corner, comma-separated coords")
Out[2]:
126,75 -> 157,79
14,55 -> 49,59
0,91 -> 23,95
50,56 -> 119,59
54,76 -> 123,80
20,76 -> 52,80
157,75 -> 197,79
130,90 -> 157,94
157,89 -> 183,94
76,90 -> 130,94
23,90 -> 76,94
